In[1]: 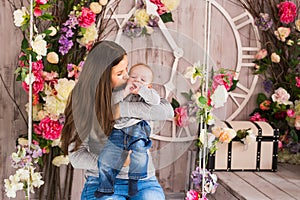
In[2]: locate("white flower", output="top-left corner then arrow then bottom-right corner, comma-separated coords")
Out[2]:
32,34 -> 47,59
245,132 -> 256,144
55,78 -> 75,101
52,155 -> 70,167
161,0 -> 180,11
77,23 -> 98,46
206,113 -> 215,125
199,130 -> 216,148
145,26 -> 154,34
286,39 -> 294,46
274,27 -> 290,42
210,85 -> 228,108
18,138 -> 28,146
13,7 -> 28,27
4,176 -> 23,198
271,52 -> 280,63
24,73 -> 36,85
184,61 -> 203,84
47,26 -> 58,36
47,52 -> 59,64
31,172 -> 44,188
51,137 -> 61,147
271,87 -> 292,105
90,2 -> 102,14
43,95 -> 66,116
16,168 -> 30,181
99,0 -> 108,6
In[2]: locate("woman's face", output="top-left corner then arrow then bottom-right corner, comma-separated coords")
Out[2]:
111,55 -> 129,88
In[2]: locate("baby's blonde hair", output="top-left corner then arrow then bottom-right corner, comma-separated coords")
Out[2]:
130,63 -> 154,81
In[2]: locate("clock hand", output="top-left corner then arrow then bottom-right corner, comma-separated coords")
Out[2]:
145,0 -> 184,98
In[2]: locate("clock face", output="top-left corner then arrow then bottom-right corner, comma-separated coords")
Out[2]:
104,0 -> 260,143
207,0 -> 260,121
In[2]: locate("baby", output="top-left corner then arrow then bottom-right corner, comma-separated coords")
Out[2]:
95,63 -> 160,198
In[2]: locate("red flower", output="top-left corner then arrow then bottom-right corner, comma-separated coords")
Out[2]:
36,0 -> 48,5
22,71 -> 45,94
78,7 -> 96,28
150,0 -> 168,15
277,1 -> 297,24
34,6 -> 42,17
34,117 -> 63,140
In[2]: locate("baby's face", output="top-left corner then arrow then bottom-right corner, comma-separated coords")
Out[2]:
128,65 -> 153,86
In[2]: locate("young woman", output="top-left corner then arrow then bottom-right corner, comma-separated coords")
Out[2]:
61,41 -> 174,200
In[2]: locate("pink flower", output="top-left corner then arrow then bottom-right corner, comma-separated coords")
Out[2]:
278,140 -> 283,149
250,112 -> 268,122
22,71 -> 45,94
295,116 -> 300,130
77,7 -> 96,28
32,60 -> 44,71
277,1 -> 297,24
255,49 -> 268,60
150,0 -> 168,15
174,107 -> 189,127
286,109 -> 295,117
296,77 -> 300,88
36,0 -> 48,4
212,73 -> 233,91
34,6 -> 42,17
34,117 -> 63,140
185,190 -> 200,200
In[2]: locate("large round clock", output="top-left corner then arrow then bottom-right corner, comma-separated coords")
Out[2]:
103,0 -> 260,143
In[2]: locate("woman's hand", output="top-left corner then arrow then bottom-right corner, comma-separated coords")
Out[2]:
123,150 -> 132,167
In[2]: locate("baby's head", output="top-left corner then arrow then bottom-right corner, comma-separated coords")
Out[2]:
128,63 -> 154,87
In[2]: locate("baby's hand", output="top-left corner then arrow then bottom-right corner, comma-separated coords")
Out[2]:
126,81 -> 143,94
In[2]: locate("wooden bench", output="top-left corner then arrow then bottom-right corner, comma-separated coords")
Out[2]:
165,163 -> 300,200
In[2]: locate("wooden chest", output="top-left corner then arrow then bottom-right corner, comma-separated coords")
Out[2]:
208,121 -> 279,171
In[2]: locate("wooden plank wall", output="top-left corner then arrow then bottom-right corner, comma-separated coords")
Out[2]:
0,0 -> 265,199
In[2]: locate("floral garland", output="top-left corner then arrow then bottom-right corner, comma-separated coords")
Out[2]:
5,0 -> 114,198
123,0 -> 180,37
171,61 -> 240,199
236,0 -> 300,157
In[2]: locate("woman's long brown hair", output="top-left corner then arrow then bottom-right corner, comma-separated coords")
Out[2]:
61,41 -> 126,155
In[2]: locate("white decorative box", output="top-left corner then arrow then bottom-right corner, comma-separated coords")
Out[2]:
208,121 -> 279,171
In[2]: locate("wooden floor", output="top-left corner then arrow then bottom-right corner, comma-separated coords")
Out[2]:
166,163 -> 300,200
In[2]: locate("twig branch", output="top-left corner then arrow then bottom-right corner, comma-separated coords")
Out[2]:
0,72 -> 28,127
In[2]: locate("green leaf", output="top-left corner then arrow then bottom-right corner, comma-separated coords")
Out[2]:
160,12 -> 174,23
21,38 -> 29,50
39,13 -> 54,20
171,98 -> 180,110
80,27 -> 87,35
228,79 -> 238,92
290,129 -> 298,142
198,96 -> 207,105
257,93 -> 267,105
39,3 -> 52,10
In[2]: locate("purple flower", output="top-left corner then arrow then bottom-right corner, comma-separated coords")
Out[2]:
262,80 -> 273,93
148,15 -> 159,27
255,13 -> 273,31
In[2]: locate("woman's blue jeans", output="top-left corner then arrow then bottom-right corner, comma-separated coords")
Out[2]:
81,176 -> 165,200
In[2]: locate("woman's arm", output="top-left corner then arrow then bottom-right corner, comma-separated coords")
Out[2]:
68,137 -> 98,171
119,98 -> 174,120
